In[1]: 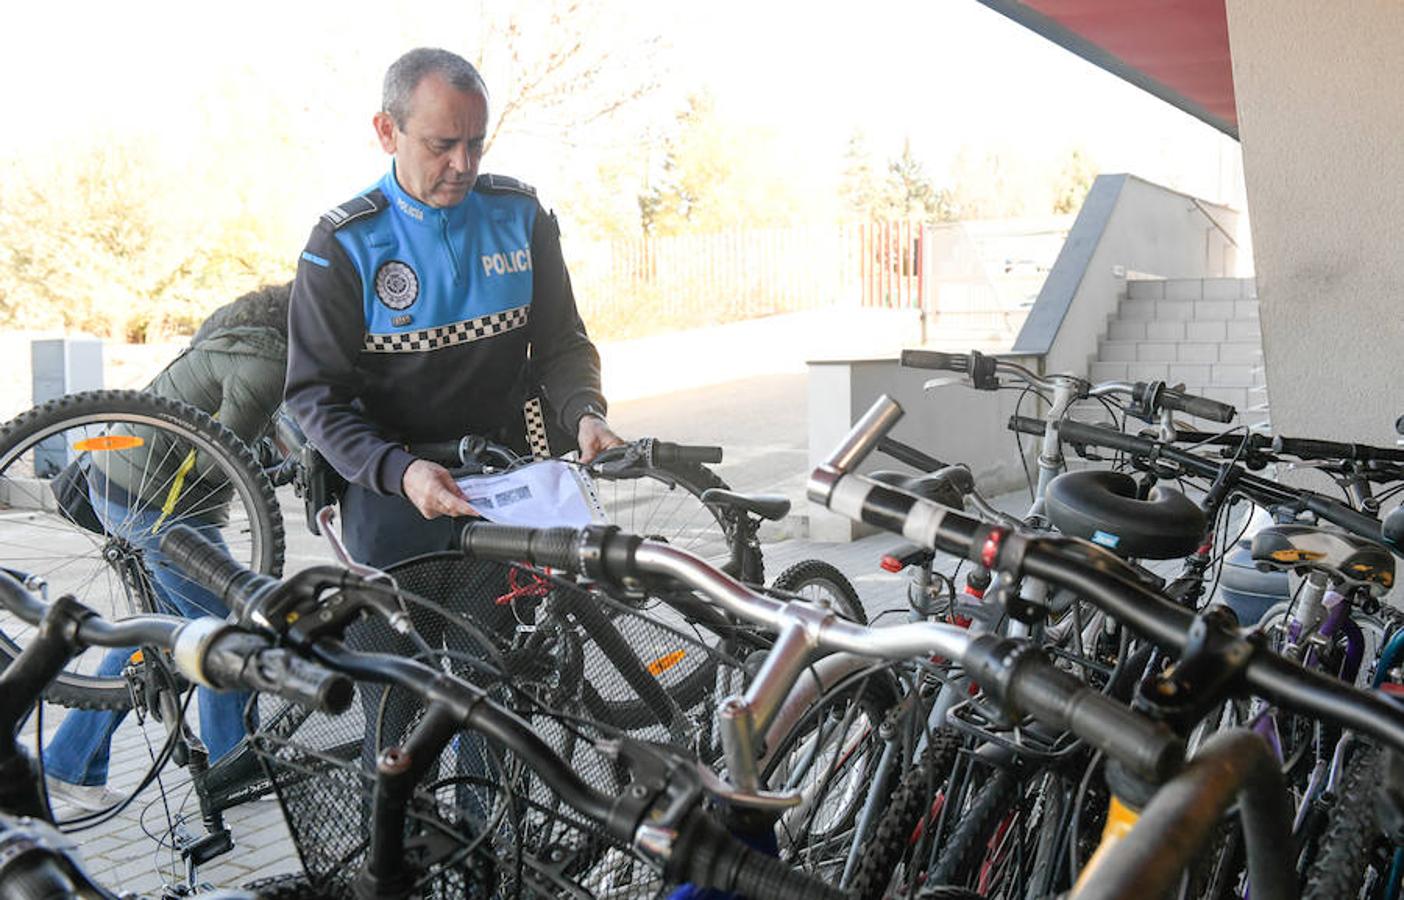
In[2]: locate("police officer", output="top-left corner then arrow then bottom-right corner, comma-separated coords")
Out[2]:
285,47 -> 622,568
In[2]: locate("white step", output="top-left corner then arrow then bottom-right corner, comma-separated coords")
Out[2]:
1127,278 -> 1257,301
1097,340 -> 1263,365
1116,298 -> 1260,322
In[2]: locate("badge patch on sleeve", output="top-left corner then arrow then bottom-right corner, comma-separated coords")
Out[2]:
375,260 -> 420,310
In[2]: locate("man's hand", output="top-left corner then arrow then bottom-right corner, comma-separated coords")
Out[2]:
401,459 -> 478,519
577,415 -> 625,463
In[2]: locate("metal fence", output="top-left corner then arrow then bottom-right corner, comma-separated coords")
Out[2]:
565,218 -> 1068,338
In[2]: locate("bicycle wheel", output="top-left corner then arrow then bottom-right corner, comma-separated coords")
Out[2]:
1301,740 -> 1386,900
848,725 -> 964,900
588,459 -> 748,573
0,390 -> 284,710
760,659 -> 902,881
770,559 -> 868,625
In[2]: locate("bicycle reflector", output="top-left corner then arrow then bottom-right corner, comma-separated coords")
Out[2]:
73,435 -> 144,452
647,650 -> 686,676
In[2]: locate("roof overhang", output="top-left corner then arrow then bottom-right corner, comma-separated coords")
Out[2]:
976,0 -> 1237,140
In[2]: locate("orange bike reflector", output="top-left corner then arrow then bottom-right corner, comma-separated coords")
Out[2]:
73,435 -> 144,452
647,650 -> 687,676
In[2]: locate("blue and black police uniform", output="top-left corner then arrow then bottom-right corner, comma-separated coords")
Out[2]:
285,167 -> 607,567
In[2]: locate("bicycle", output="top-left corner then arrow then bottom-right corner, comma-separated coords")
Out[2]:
835,356 -> 1236,897
158,524 -> 867,899
812,394 -> 1404,900
0,389 -> 285,706
0,389 -> 297,889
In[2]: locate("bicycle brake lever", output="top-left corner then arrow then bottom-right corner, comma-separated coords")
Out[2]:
315,506 -> 398,587
922,375 -> 967,392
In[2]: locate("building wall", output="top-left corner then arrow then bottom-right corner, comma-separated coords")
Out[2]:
1014,174 -> 1240,379
1225,1 -> 1404,443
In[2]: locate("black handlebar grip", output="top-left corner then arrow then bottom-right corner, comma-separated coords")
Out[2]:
159,525 -> 275,617
1302,495 -> 1383,542
1272,435 -> 1404,464
1055,420 -> 1150,456
1161,388 -> 1236,423
1271,435 -> 1352,461
876,436 -> 949,474
405,439 -> 464,466
203,632 -> 354,714
967,638 -> 1183,783
666,812 -> 848,900
900,349 -> 966,372
1008,415 -> 1049,437
460,522 -> 582,572
652,442 -> 723,465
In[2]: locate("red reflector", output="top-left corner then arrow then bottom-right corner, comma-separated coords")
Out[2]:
980,528 -> 1008,570
1381,683 -> 1404,696
880,556 -> 905,573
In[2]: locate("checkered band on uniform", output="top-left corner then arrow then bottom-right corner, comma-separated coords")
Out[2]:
523,397 -> 551,460
363,305 -> 530,353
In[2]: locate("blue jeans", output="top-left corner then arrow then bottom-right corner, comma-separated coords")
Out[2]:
43,491 -> 250,786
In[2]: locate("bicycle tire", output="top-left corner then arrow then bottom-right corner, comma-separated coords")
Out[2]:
0,389 -> 283,710
927,765 -> 1021,887
1301,740 -> 1384,900
589,458 -> 751,575
848,725 -> 963,900
760,661 -> 903,881
770,559 -> 869,625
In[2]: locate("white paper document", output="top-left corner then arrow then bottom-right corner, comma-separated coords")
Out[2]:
454,459 -> 604,528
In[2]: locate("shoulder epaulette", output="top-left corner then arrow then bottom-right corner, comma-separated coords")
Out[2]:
474,174 -> 537,198
319,189 -> 387,230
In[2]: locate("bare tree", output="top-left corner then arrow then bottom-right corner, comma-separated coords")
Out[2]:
472,0 -> 663,153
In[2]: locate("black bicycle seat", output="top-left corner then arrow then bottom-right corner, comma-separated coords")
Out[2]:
700,489 -> 791,522
1251,524 -> 1395,595
870,467 -> 969,510
1044,470 -> 1206,560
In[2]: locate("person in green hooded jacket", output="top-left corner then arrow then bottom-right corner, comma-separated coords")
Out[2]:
44,282 -> 291,811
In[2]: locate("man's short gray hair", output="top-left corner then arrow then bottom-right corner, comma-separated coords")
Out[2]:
383,48 -> 488,128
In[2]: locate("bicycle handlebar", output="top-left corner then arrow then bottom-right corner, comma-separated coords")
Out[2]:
158,529 -> 835,897
1270,433 -> 1404,464
406,434 -> 724,470
0,565 -> 351,718
459,521 -> 1184,781
1050,419 -> 1385,541
1133,382 -> 1237,423
810,395 -> 1404,755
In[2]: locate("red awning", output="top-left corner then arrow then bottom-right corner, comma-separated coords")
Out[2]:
978,0 -> 1237,139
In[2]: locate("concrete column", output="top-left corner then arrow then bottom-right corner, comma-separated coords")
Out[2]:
1225,1 -> 1404,444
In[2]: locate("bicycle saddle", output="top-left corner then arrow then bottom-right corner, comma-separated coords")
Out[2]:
700,488 -> 791,522
1250,524 -> 1395,595
870,467 -> 969,510
1044,470 -> 1206,560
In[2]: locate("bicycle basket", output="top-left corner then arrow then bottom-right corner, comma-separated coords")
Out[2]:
250,552 -> 743,898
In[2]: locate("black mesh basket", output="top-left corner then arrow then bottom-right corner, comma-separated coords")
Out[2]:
249,552 -> 748,898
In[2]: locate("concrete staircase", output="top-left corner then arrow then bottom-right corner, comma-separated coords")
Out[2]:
1088,277 -> 1269,429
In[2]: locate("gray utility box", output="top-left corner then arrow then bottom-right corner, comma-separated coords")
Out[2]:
30,338 -> 103,477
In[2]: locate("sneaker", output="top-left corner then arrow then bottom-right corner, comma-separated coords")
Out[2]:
44,775 -> 124,812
